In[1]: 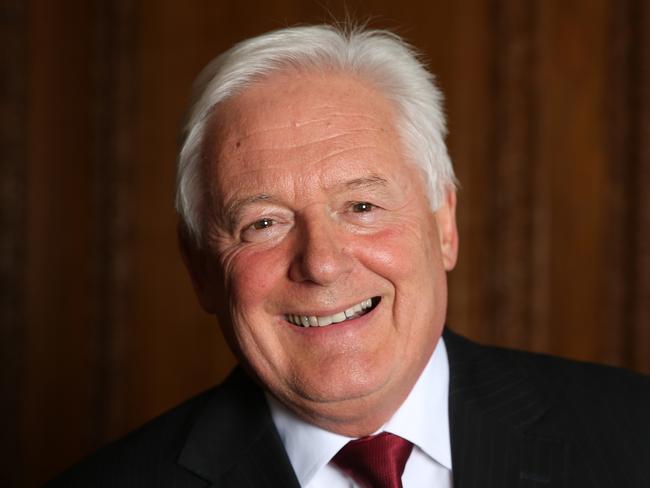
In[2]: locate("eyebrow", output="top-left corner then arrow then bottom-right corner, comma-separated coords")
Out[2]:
337,174 -> 390,192
221,193 -> 274,231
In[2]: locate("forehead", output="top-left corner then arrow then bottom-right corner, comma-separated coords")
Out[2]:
203,70 -> 417,206
213,70 -> 395,135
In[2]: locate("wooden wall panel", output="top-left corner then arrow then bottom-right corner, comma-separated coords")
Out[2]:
1,3 -> 29,487
2,1 -> 649,485
634,0 -> 650,373
24,2 -> 96,485
443,0 -> 495,345
125,0 -> 233,432
85,0 -> 136,449
540,0 -> 611,361
488,0 -> 538,348
603,0 -> 650,373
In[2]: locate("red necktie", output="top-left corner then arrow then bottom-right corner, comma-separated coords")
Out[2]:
332,432 -> 413,488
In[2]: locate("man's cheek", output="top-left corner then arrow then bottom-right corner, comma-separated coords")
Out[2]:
356,228 -> 421,275
228,249 -> 285,309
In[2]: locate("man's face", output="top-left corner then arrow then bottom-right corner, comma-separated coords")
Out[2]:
188,71 -> 458,436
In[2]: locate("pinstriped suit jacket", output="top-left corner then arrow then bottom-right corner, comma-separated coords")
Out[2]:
48,329 -> 650,487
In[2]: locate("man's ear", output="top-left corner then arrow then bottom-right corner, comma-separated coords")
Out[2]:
178,223 -> 217,313
434,189 -> 459,271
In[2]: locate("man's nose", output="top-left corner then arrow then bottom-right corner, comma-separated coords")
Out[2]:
288,210 -> 352,285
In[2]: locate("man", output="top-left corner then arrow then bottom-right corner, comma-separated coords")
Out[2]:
50,24 -> 650,488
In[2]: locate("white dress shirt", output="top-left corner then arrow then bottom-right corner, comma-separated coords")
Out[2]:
267,338 -> 453,487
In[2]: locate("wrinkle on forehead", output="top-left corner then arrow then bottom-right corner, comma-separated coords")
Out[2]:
227,128 -> 388,153
289,110 -> 387,128
312,145 -> 379,166
215,116 -> 389,154
214,141 -> 391,201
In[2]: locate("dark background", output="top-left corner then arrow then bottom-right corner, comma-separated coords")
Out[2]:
2,1 -> 649,486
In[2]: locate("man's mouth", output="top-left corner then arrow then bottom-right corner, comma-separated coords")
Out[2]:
285,297 -> 381,327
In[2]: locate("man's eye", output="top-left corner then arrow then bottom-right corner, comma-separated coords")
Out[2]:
351,202 -> 374,213
251,218 -> 274,230
240,216 -> 289,243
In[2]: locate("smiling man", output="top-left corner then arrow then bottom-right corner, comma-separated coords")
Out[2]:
50,24 -> 650,488
187,68 -> 458,442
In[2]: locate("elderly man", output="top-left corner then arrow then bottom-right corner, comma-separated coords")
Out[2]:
51,24 -> 650,488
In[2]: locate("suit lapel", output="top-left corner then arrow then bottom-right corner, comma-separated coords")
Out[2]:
444,329 -> 568,488
177,368 -> 300,487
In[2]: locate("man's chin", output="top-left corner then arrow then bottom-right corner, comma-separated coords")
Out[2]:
294,379 -> 385,404
272,372 -> 403,434
289,355 -> 394,402
287,390 -> 397,437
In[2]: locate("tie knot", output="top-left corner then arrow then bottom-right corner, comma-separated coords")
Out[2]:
332,432 -> 413,488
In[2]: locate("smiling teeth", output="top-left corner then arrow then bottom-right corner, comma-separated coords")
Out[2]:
286,298 -> 374,327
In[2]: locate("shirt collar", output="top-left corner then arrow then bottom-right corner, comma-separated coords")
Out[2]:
266,337 -> 452,487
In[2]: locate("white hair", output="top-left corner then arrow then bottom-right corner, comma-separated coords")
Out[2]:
176,24 -> 456,244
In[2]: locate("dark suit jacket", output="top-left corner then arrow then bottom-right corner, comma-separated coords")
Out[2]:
47,329 -> 650,487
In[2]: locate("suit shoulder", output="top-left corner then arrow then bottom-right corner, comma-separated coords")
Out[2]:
445,328 -> 650,403
485,337 -> 650,444
504,344 -> 650,404
445,329 -> 650,429
445,329 -> 650,485
46,375 -> 241,487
